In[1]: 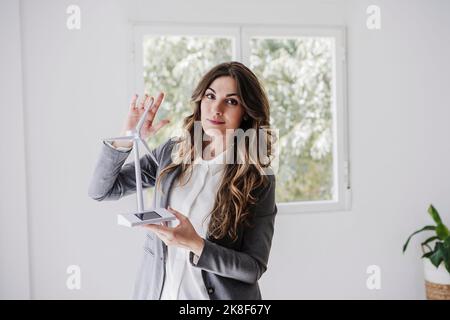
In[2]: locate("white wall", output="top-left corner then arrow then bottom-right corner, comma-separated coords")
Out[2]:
1,0 -> 449,299
0,0 -> 31,299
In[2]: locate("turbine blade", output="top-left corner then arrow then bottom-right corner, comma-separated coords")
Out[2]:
103,136 -> 134,141
138,138 -> 159,166
136,97 -> 155,133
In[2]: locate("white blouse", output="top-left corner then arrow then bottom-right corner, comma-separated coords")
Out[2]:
160,150 -> 229,300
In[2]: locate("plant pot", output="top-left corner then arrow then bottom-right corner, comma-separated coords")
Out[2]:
423,258 -> 450,300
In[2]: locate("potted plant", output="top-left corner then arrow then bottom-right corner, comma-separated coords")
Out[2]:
403,204 -> 450,300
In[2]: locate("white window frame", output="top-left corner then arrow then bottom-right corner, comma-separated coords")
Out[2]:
131,22 -> 351,214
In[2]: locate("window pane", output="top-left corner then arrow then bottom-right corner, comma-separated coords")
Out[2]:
142,36 -> 233,149
250,37 -> 335,202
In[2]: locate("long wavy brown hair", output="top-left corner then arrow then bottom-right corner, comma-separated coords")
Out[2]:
157,61 -> 274,242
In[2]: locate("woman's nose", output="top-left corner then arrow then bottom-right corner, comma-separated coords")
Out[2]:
210,100 -> 224,115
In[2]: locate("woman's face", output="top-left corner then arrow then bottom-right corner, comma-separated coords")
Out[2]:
200,76 -> 245,139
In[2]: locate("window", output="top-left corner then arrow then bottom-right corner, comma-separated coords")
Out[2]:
132,24 -> 350,213
133,25 -> 239,150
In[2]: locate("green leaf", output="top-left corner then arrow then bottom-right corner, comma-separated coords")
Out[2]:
422,251 -> 434,259
436,224 -> 450,241
428,205 -> 450,240
442,238 -> 450,275
429,242 -> 445,268
443,236 -> 450,248
428,205 -> 443,225
421,236 -> 439,253
402,225 -> 436,253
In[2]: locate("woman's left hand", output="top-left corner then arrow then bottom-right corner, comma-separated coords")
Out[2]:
143,206 -> 205,257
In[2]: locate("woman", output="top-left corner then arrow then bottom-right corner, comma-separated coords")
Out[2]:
88,61 -> 277,300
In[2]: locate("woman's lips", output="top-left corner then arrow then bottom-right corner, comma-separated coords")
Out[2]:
208,119 -> 225,125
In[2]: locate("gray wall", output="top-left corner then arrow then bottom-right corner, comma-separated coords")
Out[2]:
1,0 -> 449,299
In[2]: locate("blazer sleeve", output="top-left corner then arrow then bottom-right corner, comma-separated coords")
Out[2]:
189,174 -> 277,284
87,138 -> 171,201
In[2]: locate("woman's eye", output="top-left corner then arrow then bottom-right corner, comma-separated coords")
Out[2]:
226,99 -> 238,106
205,93 -> 215,99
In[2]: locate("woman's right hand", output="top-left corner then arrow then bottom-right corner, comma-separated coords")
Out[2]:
113,92 -> 170,148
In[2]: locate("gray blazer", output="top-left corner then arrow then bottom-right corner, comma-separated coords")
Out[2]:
88,137 -> 277,300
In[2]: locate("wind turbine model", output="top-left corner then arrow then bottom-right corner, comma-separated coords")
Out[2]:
103,97 -> 159,214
